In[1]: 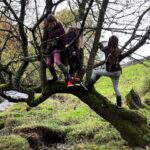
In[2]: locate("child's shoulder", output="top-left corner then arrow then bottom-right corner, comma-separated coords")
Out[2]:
56,22 -> 63,28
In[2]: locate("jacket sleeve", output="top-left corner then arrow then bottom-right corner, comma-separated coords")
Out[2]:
101,46 -> 107,53
57,22 -> 67,46
118,48 -> 122,62
98,42 -> 104,51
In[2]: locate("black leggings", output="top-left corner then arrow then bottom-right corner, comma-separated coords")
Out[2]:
68,54 -> 81,76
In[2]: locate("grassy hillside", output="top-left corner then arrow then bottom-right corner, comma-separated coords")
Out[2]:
0,61 -> 150,150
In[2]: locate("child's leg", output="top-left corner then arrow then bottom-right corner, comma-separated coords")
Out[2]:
45,56 -> 58,81
89,69 -> 121,88
69,51 -> 81,76
69,63 -> 75,76
53,50 -> 71,81
87,70 -> 103,89
111,76 -> 122,107
91,69 -> 121,81
90,69 -> 105,84
74,55 -> 81,73
46,56 -> 53,67
111,77 -> 121,97
48,66 -> 58,80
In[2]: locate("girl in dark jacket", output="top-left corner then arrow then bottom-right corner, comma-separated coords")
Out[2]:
88,35 -> 122,107
65,27 -> 84,86
43,14 -> 71,85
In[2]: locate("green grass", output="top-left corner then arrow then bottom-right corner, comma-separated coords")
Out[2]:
0,135 -> 29,150
0,61 -> 150,149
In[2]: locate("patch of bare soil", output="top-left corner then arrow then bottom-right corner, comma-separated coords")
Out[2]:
18,126 -> 68,150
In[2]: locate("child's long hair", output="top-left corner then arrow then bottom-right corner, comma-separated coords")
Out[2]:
44,14 -> 57,28
108,35 -> 119,55
108,35 -> 118,49
106,35 -> 121,71
67,27 -> 83,49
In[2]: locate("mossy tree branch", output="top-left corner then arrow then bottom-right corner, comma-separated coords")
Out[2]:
28,81 -> 150,147
0,84 -> 10,92
0,81 -> 150,147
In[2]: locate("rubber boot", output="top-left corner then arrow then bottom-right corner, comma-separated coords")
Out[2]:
116,96 -> 122,108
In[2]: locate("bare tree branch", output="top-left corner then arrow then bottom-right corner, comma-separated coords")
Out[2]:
121,6 -> 150,51
121,27 -> 150,60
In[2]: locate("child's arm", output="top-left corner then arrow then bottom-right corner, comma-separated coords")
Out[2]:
98,42 -> 104,51
57,22 -> 67,47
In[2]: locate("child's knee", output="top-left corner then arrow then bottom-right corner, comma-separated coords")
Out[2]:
55,59 -> 61,65
46,57 -> 52,67
54,51 -> 61,65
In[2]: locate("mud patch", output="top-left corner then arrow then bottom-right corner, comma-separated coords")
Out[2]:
17,126 -> 66,149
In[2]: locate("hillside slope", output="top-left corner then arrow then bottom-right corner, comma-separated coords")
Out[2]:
0,61 -> 150,150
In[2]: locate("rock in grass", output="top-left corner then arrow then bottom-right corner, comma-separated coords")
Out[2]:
126,89 -> 143,109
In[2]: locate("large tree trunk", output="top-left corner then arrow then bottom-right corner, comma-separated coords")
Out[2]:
86,0 -> 109,82
25,81 -> 150,147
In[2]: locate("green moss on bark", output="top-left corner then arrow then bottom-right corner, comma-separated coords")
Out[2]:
0,84 -> 9,91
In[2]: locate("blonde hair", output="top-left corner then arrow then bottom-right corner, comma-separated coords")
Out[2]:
67,27 -> 83,49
